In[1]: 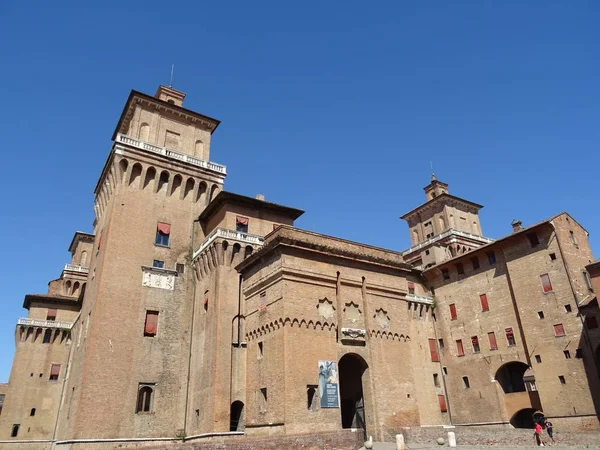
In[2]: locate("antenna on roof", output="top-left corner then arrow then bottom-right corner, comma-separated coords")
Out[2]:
169,64 -> 175,88
430,161 -> 437,182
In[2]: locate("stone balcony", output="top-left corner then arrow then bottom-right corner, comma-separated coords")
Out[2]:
193,228 -> 264,259
63,264 -> 89,274
17,318 -> 73,330
402,228 -> 495,256
405,293 -> 435,305
116,134 -> 227,175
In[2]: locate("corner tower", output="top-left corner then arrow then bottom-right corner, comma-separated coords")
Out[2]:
401,174 -> 494,268
56,86 -> 226,440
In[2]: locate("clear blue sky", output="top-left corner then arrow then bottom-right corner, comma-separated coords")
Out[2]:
0,1 -> 598,381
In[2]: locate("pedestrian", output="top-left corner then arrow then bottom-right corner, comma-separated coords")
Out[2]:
545,420 -> 555,445
534,422 -> 545,446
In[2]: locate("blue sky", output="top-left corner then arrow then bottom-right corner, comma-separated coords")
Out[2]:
0,1 -> 598,381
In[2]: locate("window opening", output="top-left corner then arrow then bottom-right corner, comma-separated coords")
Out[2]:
480,294 -> 489,312
144,311 -> 159,337
487,251 -> 496,265
258,341 -> 264,360
407,282 -> 415,295
428,339 -> 439,362
438,395 -> 447,412
236,216 -> 249,233
259,388 -> 268,413
471,336 -> 480,353
42,329 -> 52,344
535,355 -> 542,363
549,253 -> 557,261
203,291 -> 209,313
471,256 -> 480,270
488,332 -> 497,350
307,385 -> 318,410
176,263 -> 185,274
554,323 -> 566,337
570,230 -> 578,246
30,408 -> 36,416
537,311 -> 544,319
456,339 -> 464,356
438,338 -> 444,348
136,385 -> 154,413
152,260 -> 164,268
564,304 -> 572,313
584,271 -> 593,291
443,366 -> 448,375
433,373 -> 440,387
558,375 -> 566,384
11,424 -> 19,437
505,328 -> 516,346
563,350 -> 571,359
49,364 -> 61,381
155,222 -> 170,246
462,376 -> 470,388
540,273 -> 553,293
46,309 -> 57,321
449,303 -> 457,320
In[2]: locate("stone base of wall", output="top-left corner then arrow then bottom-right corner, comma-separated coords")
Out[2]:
400,423 -> 600,447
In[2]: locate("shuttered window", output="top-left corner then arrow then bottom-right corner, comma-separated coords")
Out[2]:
47,309 -> 57,321
144,311 -> 159,337
49,364 -> 61,381
480,294 -> 489,312
449,304 -> 457,320
488,332 -> 497,350
505,327 -> 516,346
438,395 -> 448,413
428,339 -> 439,362
554,323 -> 565,337
155,223 -> 170,246
456,339 -> 464,356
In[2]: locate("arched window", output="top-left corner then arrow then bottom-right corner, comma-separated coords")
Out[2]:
65,280 -> 72,295
118,159 -> 128,183
139,123 -> 150,141
196,182 -> 207,203
230,401 -> 245,431
129,163 -> 142,187
30,408 -> 36,416
158,171 -> 169,192
136,385 -> 154,413
171,174 -> 182,197
73,282 -> 81,296
184,178 -> 195,200
167,99 -> 175,104
209,184 -> 219,202
80,251 -> 88,266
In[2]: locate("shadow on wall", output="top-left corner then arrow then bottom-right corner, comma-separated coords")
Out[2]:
578,298 -> 600,423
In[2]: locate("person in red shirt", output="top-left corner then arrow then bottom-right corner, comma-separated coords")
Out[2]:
534,422 -> 545,447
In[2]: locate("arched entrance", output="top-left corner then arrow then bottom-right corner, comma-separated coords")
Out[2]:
339,353 -> 368,433
510,408 -> 536,428
495,361 -> 528,393
229,401 -> 244,431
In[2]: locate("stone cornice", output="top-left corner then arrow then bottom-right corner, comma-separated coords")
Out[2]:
400,193 -> 483,222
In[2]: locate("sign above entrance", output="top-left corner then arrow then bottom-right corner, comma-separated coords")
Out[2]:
318,361 -> 340,408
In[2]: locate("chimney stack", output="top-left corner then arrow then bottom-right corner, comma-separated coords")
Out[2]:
511,219 -> 523,232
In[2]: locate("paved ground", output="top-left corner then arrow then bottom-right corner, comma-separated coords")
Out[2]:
359,444 -> 600,450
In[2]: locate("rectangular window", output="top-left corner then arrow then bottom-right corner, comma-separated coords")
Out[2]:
438,395 -> 447,413
549,253 -> 557,261
585,317 -> 598,330
480,294 -> 489,312
438,338 -> 444,348
428,339 -> 439,362
442,269 -> 450,280
0,394 -> 4,416
575,348 -> 583,358
471,256 -> 480,270
307,385 -> 318,410
488,332 -> 497,350
11,424 -> 19,438
456,263 -> 464,275
155,222 -> 170,246
537,311 -> 545,319
540,273 -> 553,293
456,339 -> 464,356
144,311 -> 159,337
535,354 -> 542,363
558,375 -> 566,384
49,364 -> 61,381
527,233 -> 539,247
136,384 -> 154,413
176,263 -> 185,274
236,216 -> 249,233
487,251 -> 496,265
563,350 -> 571,359
462,376 -> 470,388
505,328 -> 516,346
564,304 -> 572,313
471,336 -> 480,353
258,341 -> 264,360
554,323 -> 566,337
433,373 -> 440,387
449,303 -> 457,320
46,308 -> 57,321
259,388 -> 268,413
152,260 -> 164,268
408,282 -> 415,295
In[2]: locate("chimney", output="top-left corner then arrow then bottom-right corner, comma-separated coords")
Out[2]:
511,219 -> 523,232
255,194 -> 265,201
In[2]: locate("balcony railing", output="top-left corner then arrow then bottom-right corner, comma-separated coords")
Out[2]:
63,264 -> 89,274
402,229 -> 495,256
193,228 -> 264,259
116,134 -> 227,175
405,293 -> 435,305
17,318 -> 73,330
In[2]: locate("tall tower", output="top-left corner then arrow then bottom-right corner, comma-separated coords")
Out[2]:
401,174 -> 494,268
56,86 -> 227,440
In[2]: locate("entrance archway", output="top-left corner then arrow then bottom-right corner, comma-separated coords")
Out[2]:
495,361 -> 528,393
510,408 -> 536,428
339,353 -> 368,433
229,401 -> 244,431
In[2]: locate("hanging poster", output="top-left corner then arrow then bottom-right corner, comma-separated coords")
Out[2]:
318,361 -> 340,408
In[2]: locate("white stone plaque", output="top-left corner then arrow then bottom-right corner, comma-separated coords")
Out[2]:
142,266 -> 176,290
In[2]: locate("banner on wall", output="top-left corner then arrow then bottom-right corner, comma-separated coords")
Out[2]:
318,361 -> 340,408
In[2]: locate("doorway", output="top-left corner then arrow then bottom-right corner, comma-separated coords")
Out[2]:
339,353 -> 368,435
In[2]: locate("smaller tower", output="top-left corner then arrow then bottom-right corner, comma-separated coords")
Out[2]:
401,176 -> 494,268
